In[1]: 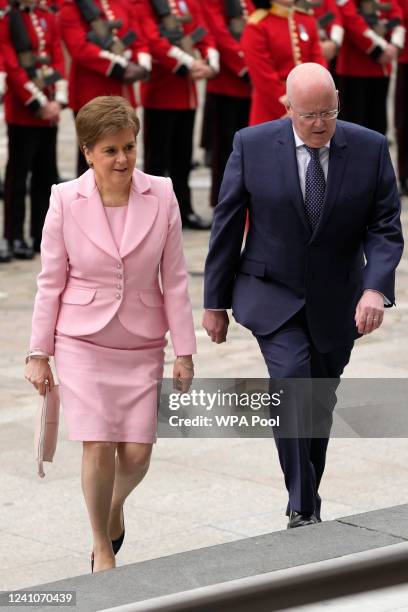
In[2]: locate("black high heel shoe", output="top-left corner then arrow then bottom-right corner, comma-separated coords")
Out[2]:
111,508 -> 125,555
91,552 -> 94,573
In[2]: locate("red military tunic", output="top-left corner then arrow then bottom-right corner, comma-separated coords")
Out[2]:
59,0 -> 151,112
39,0 -> 61,10
202,0 -> 254,99
313,0 -> 344,48
397,0 -> 408,63
241,4 -> 325,125
0,3 -> 67,126
201,0 -> 255,208
337,0 -> 404,77
0,27 -> 5,100
135,0 -> 219,110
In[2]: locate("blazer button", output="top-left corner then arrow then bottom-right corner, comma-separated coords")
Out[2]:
116,263 -> 122,269
116,284 -> 122,289
117,273 -> 123,279
115,293 -> 121,299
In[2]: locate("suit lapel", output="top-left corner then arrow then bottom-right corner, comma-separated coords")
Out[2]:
70,181 -> 119,260
311,123 -> 348,242
277,120 -> 312,236
119,183 -> 159,258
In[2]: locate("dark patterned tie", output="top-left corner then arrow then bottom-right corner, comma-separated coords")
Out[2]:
304,146 -> 326,230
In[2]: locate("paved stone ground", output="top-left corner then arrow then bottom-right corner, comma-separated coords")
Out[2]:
1,106 -> 408,592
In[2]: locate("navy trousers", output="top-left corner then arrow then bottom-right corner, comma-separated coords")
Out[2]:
255,309 -> 353,519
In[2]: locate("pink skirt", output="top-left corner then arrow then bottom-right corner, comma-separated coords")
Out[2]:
54,316 -> 167,442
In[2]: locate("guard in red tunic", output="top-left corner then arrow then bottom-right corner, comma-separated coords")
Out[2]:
336,0 -> 405,135
135,0 -> 220,229
59,0 -> 151,175
395,0 -> 408,194
241,0 -> 325,126
202,0 -> 255,208
0,0 -> 68,263
313,0 -> 344,63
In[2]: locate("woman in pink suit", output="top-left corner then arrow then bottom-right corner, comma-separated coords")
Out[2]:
24,96 -> 196,573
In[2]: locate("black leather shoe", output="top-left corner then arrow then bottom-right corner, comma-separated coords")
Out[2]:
10,239 -> 34,260
111,508 -> 125,555
182,212 -> 212,230
0,241 -> 13,263
91,552 -> 94,574
287,511 -> 319,529
111,530 -> 125,555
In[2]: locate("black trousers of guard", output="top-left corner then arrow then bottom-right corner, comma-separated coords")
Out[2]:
339,75 -> 390,135
143,108 -> 195,220
200,92 -> 216,157
77,146 -> 88,177
73,111 -> 89,177
3,124 -> 58,248
395,63 -> 408,183
255,309 -> 354,519
206,93 -> 250,209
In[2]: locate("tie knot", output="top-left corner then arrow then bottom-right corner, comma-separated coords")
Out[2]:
304,145 -> 320,160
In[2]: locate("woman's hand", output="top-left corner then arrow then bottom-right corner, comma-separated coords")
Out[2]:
25,358 -> 55,396
173,355 -> 194,393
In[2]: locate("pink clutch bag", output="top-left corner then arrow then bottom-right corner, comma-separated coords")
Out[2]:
34,384 -> 60,478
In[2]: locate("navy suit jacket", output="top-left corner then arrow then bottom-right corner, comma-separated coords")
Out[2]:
204,119 -> 404,352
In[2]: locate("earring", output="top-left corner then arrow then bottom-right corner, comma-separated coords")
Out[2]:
87,160 -> 93,168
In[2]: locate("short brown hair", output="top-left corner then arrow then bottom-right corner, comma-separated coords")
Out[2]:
75,96 -> 140,150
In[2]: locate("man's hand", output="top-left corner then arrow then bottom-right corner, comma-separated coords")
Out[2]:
355,289 -> 385,335
123,62 -> 149,83
320,40 -> 338,62
190,60 -> 216,81
378,43 -> 399,65
38,101 -> 61,122
202,309 -> 229,344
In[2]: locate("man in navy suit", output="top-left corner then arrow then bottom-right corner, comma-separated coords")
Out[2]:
203,63 -> 404,528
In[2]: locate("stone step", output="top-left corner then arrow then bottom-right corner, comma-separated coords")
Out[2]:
2,504 -> 407,612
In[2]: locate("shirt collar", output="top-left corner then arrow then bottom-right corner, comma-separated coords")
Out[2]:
292,125 -> 331,150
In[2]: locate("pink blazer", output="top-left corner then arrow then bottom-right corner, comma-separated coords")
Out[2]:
30,169 -> 197,357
